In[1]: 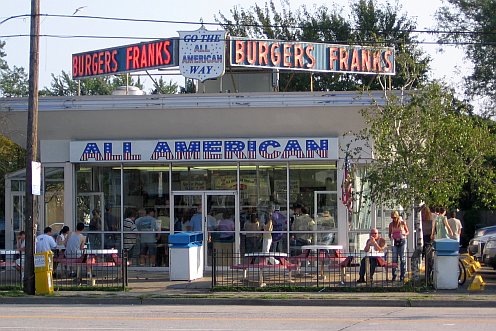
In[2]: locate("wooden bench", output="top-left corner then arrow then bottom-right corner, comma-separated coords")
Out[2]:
0,261 -> 17,269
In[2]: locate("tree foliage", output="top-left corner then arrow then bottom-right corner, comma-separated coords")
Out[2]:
40,71 -> 144,96
436,0 -> 496,116
0,134 -> 25,217
0,41 -> 29,97
216,0 -> 430,91
150,77 -> 179,94
348,82 -> 496,210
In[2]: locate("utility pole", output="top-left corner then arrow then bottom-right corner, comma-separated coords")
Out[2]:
24,0 -> 40,295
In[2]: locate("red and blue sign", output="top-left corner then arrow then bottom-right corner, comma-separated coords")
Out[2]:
72,38 -> 179,79
70,138 -> 338,163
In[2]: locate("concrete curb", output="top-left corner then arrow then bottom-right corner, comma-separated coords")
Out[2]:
1,295 -> 496,308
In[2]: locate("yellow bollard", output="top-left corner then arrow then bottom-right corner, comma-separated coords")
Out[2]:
468,275 -> 486,291
34,251 -> 54,295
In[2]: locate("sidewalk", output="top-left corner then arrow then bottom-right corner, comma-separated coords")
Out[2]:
2,267 -> 496,307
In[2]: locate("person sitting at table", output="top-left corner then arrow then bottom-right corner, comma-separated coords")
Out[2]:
356,227 -> 387,283
56,226 -> 70,247
65,222 -> 86,259
65,222 -> 88,277
35,226 -> 57,253
15,231 -> 26,273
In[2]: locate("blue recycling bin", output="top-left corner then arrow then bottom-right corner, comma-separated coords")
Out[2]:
169,232 -> 204,281
433,238 -> 459,289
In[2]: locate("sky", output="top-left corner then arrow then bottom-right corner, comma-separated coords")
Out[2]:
0,0 -> 467,94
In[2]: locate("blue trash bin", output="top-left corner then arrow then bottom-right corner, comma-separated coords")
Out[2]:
433,238 -> 459,289
169,232 -> 204,281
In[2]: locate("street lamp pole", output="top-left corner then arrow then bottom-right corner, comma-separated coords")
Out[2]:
24,0 -> 40,295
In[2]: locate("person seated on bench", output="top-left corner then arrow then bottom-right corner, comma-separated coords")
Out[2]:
65,222 -> 88,277
35,226 -> 57,253
356,227 -> 387,283
65,222 -> 86,259
15,231 -> 26,272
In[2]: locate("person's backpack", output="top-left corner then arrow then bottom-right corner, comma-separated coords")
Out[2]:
271,211 -> 286,242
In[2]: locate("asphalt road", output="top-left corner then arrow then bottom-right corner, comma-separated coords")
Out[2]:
0,304 -> 495,330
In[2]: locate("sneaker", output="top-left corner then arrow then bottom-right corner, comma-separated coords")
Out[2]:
356,278 -> 366,283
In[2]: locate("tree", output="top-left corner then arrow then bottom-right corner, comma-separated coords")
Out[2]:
0,134 -> 25,219
150,77 -> 179,94
347,82 -> 496,211
40,71 -> 144,96
216,0 -> 430,92
436,0 -> 496,116
0,41 -> 29,97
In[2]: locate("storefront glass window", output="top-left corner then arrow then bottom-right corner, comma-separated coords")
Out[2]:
288,163 -> 337,254
348,166 -> 374,252
122,165 -> 170,267
75,165 -> 121,250
239,164 -> 288,254
171,164 -> 237,191
44,167 -> 64,234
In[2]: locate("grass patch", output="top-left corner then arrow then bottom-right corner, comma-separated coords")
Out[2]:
0,289 -> 25,297
55,286 -> 125,292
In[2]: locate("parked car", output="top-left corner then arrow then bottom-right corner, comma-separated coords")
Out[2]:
482,236 -> 496,269
469,234 -> 496,260
474,225 -> 496,238
468,225 -> 496,257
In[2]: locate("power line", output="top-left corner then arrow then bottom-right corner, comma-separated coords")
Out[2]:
1,13 -> 496,38
1,33 -> 495,47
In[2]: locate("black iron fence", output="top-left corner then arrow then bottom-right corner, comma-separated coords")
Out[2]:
212,249 -> 427,290
0,250 -> 128,291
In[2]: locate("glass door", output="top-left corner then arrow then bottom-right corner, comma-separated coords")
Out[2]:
171,191 -> 238,267
10,193 -> 25,249
76,192 -> 104,249
314,191 -> 338,245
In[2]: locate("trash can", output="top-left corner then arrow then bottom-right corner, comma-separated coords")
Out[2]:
433,238 -> 459,289
169,232 -> 203,281
34,251 -> 54,295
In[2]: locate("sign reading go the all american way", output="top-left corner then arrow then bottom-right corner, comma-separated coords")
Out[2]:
70,137 -> 338,163
178,27 -> 227,82
230,37 -> 395,75
72,38 -> 179,79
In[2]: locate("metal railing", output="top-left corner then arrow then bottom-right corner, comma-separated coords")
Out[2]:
212,249 -> 425,290
0,250 -> 128,291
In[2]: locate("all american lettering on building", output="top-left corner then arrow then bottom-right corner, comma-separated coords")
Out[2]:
178,27 -> 227,81
69,138 -> 338,163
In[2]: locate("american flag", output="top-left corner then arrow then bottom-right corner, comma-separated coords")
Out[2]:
341,156 -> 353,212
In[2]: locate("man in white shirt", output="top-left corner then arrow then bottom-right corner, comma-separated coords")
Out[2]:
447,211 -> 463,242
36,227 -> 57,253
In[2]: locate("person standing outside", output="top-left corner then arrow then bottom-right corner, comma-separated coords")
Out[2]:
244,213 -> 261,253
447,211 -> 463,242
262,215 -> 278,264
431,207 -> 454,240
388,210 -> 409,282
135,208 -> 160,266
421,205 -> 433,256
35,227 -> 57,253
123,208 -> 138,255
357,228 -> 387,283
